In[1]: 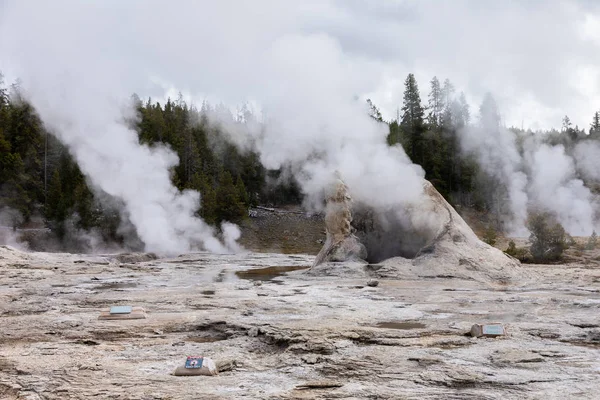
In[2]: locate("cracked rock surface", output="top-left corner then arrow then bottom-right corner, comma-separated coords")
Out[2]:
1,245 -> 600,399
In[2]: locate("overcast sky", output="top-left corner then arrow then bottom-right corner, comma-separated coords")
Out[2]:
1,0 -> 600,130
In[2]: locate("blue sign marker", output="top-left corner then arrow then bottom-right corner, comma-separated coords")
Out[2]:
185,356 -> 204,369
482,324 -> 504,335
109,306 -> 133,314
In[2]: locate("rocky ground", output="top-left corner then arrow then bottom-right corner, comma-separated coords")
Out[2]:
239,207 -> 324,255
2,245 -> 600,399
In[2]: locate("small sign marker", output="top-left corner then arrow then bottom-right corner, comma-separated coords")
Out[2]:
185,356 -> 204,369
173,356 -> 218,376
99,306 -> 146,320
109,306 -> 132,314
470,323 -> 505,337
482,324 -> 504,335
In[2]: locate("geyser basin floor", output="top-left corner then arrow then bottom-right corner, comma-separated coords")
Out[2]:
2,248 -> 600,399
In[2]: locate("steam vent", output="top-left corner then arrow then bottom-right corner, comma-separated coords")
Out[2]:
313,177 -> 521,283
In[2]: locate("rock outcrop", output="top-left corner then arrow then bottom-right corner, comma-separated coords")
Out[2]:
312,175 -> 367,267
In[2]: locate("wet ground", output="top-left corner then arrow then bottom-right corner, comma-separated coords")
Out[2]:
234,266 -> 311,282
2,246 -> 600,399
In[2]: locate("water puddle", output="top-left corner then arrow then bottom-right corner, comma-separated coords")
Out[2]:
94,282 -> 138,290
235,265 -> 310,282
185,336 -> 226,343
372,322 -> 426,330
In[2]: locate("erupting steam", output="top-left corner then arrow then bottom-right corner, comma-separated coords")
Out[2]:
0,1 -> 425,253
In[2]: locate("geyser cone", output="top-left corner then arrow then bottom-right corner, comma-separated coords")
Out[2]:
366,181 -> 522,282
312,175 -> 367,267
315,179 -> 522,283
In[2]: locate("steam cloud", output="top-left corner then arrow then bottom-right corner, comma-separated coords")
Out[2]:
525,142 -> 597,235
460,96 -> 529,235
459,103 -> 600,236
0,207 -> 26,249
16,79 -> 233,254
0,1 -> 425,253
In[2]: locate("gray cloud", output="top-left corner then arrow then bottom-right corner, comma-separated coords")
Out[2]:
2,1 -> 598,129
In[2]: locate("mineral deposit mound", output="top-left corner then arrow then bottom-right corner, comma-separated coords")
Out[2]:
313,178 -> 522,283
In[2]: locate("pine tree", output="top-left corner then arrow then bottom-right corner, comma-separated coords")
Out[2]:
236,173 -> 249,208
562,115 -> 572,132
0,72 -> 8,124
387,119 -> 401,146
239,151 -> 265,206
479,93 -> 501,129
457,92 -> 470,127
176,124 -> 199,189
441,78 -> 455,126
200,184 -> 218,225
590,111 -> 600,138
561,115 -> 580,142
0,130 -> 14,181
427,77 -> 443,127
150,102 -> 167,143
366,99 -> 383,122
45,169 -> 66,234
216,170 -> 246,223
73,176 -> 97,230
400,73 -> 426,164
190,171 -> 217,225
0,131 -> 28,225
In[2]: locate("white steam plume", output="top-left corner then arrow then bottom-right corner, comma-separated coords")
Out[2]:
524,142 -> 596,235
0,207 -> 27,249
459,94 -> 599,236
0,1 -> 425,253
574,140 -> 600,182
459,95 -> 529,235
0,3 -> 240,255
17,77 -> 232,255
